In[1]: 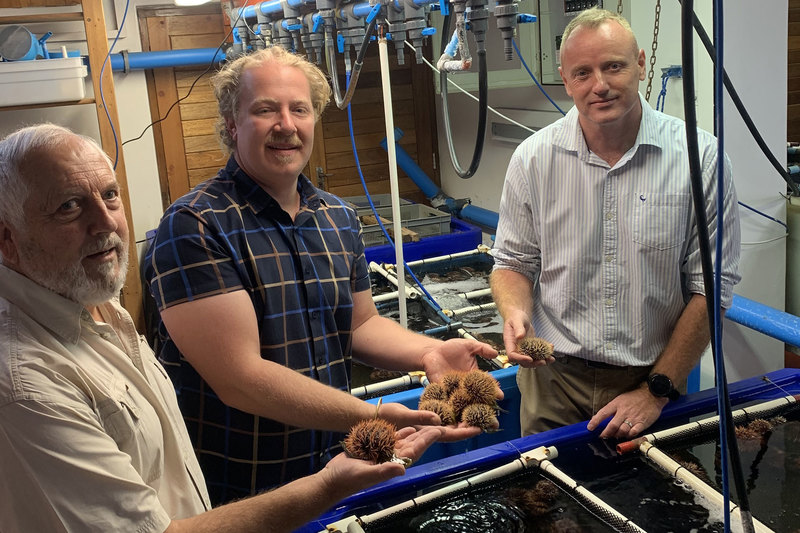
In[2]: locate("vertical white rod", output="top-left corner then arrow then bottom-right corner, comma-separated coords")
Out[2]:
378,35 -> 407,327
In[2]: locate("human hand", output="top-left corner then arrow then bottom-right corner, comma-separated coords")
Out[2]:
419,338 -> 499,386
377,401 -> 489,442
587,386 -> 668,439
320,426 -> 444,500
502,310 -> 554,368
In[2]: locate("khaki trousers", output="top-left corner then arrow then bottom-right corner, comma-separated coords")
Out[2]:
517,355 -> 653,435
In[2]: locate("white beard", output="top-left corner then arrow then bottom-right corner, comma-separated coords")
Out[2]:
17,234 -> 129,306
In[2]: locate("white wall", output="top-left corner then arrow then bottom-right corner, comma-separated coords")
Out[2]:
436,0 -> 789,385
0,0 -> 168,257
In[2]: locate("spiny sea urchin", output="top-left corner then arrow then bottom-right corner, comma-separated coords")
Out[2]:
419,399 -> 456,426
441,371 -> 465,397
507,479 -> 560,518
461,369 -> 500,406
448,387 -> 473,421
461,403 -> 499,431
419,382 -> 448,403
343,418 -> 397,464
517,337 -> 554,361
746,418 -> 774,436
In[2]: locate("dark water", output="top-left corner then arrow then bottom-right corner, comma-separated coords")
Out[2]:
359,410 -> 800,533
358,260 -> 503,391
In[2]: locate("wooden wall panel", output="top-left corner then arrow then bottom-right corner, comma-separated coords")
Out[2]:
140,5 -> 439,208
140,3 -> 227,207
789,0 -> 800,141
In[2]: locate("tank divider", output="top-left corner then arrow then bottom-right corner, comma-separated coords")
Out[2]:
617,394 -> 800,455
639,441 -> 774,533
323,445 -> 647,533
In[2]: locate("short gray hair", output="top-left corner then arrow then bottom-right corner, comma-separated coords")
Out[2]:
0,124 -> 111,261
561,7 -> 638,52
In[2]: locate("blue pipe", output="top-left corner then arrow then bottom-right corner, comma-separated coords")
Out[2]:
460,204 -> 499,231
379,128 -> 442,199
107,48 -> 226,71
726,294 -> 800,348
240,0 -> 414,20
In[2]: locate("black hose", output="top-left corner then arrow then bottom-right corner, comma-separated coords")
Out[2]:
327,16 -> 378,110
439,13 -> 488,179
680,3 -> 755,532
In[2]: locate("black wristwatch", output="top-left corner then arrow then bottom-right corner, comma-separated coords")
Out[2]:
647,373 -> 680,401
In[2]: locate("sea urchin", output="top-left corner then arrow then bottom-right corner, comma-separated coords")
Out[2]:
343,418 -> 397,464
461,403 -> 499,431
419,399 -> 456,426
461,369 -> 500,406
517,337 -> 554,361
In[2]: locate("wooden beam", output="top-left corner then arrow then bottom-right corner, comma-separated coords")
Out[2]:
82,0 -> 144,330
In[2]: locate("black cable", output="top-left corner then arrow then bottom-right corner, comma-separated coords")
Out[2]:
438,13 -> 488,179
122,8 -> 241,147
680,3 -> 754,532
677,0 -> 799,197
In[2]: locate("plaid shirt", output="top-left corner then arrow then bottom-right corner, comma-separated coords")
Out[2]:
145,157 -> 371,504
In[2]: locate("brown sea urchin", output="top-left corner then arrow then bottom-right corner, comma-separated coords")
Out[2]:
448,387 -> 473,421
461,403 -> 499,431
419,399 -> 456,426
461,369 -> 500,406
419,382 -> 448,403
343,418 -> 397,463
441,371 -> 465,397
517,337 -> 554,361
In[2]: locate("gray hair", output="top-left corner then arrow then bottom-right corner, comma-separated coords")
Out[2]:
0,124 -> 111,261
561,7 -> 638,52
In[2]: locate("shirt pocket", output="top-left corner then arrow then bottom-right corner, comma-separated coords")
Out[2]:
631,193 -> 690,250
96,372 -> 164,484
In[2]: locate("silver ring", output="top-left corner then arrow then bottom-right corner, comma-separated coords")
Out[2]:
624,420 -> 634,428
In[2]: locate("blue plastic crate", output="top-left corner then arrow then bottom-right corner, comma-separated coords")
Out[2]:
364,218 -> 483,264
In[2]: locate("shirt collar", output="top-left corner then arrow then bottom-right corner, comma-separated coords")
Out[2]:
552,93 -> 662,155
224,156 -> 324,215
0,264 -> 88,344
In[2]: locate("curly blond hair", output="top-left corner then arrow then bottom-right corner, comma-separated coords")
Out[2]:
211,47 -> 332,154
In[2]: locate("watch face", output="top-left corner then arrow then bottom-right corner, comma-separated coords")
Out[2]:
649,374 -> 672,397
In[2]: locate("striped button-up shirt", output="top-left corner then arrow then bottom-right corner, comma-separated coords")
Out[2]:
145,157 -> 371,504
492,94 -> 741,367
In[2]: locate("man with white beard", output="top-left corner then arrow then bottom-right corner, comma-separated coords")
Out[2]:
0,124 -> 443,532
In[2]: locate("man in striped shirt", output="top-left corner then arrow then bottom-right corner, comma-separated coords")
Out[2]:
146,46 -> 499,504
491,8 -> 740,440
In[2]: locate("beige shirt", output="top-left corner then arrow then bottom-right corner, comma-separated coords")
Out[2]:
0,265 -> 210,532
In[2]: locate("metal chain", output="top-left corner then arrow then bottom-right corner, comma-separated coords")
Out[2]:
617,0 -> 623,15
645,0 -> 661,101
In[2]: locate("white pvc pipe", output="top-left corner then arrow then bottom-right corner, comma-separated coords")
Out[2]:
350,374 -> 422,398
369,262 -> 418,301
378,36 -> 407,328
372,290 -> 400,303
456,287 -> 493,300
445,302 -> 497,318
640,442 -> 774,533
404,246 -> 490,268
637,395 -> 797,449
